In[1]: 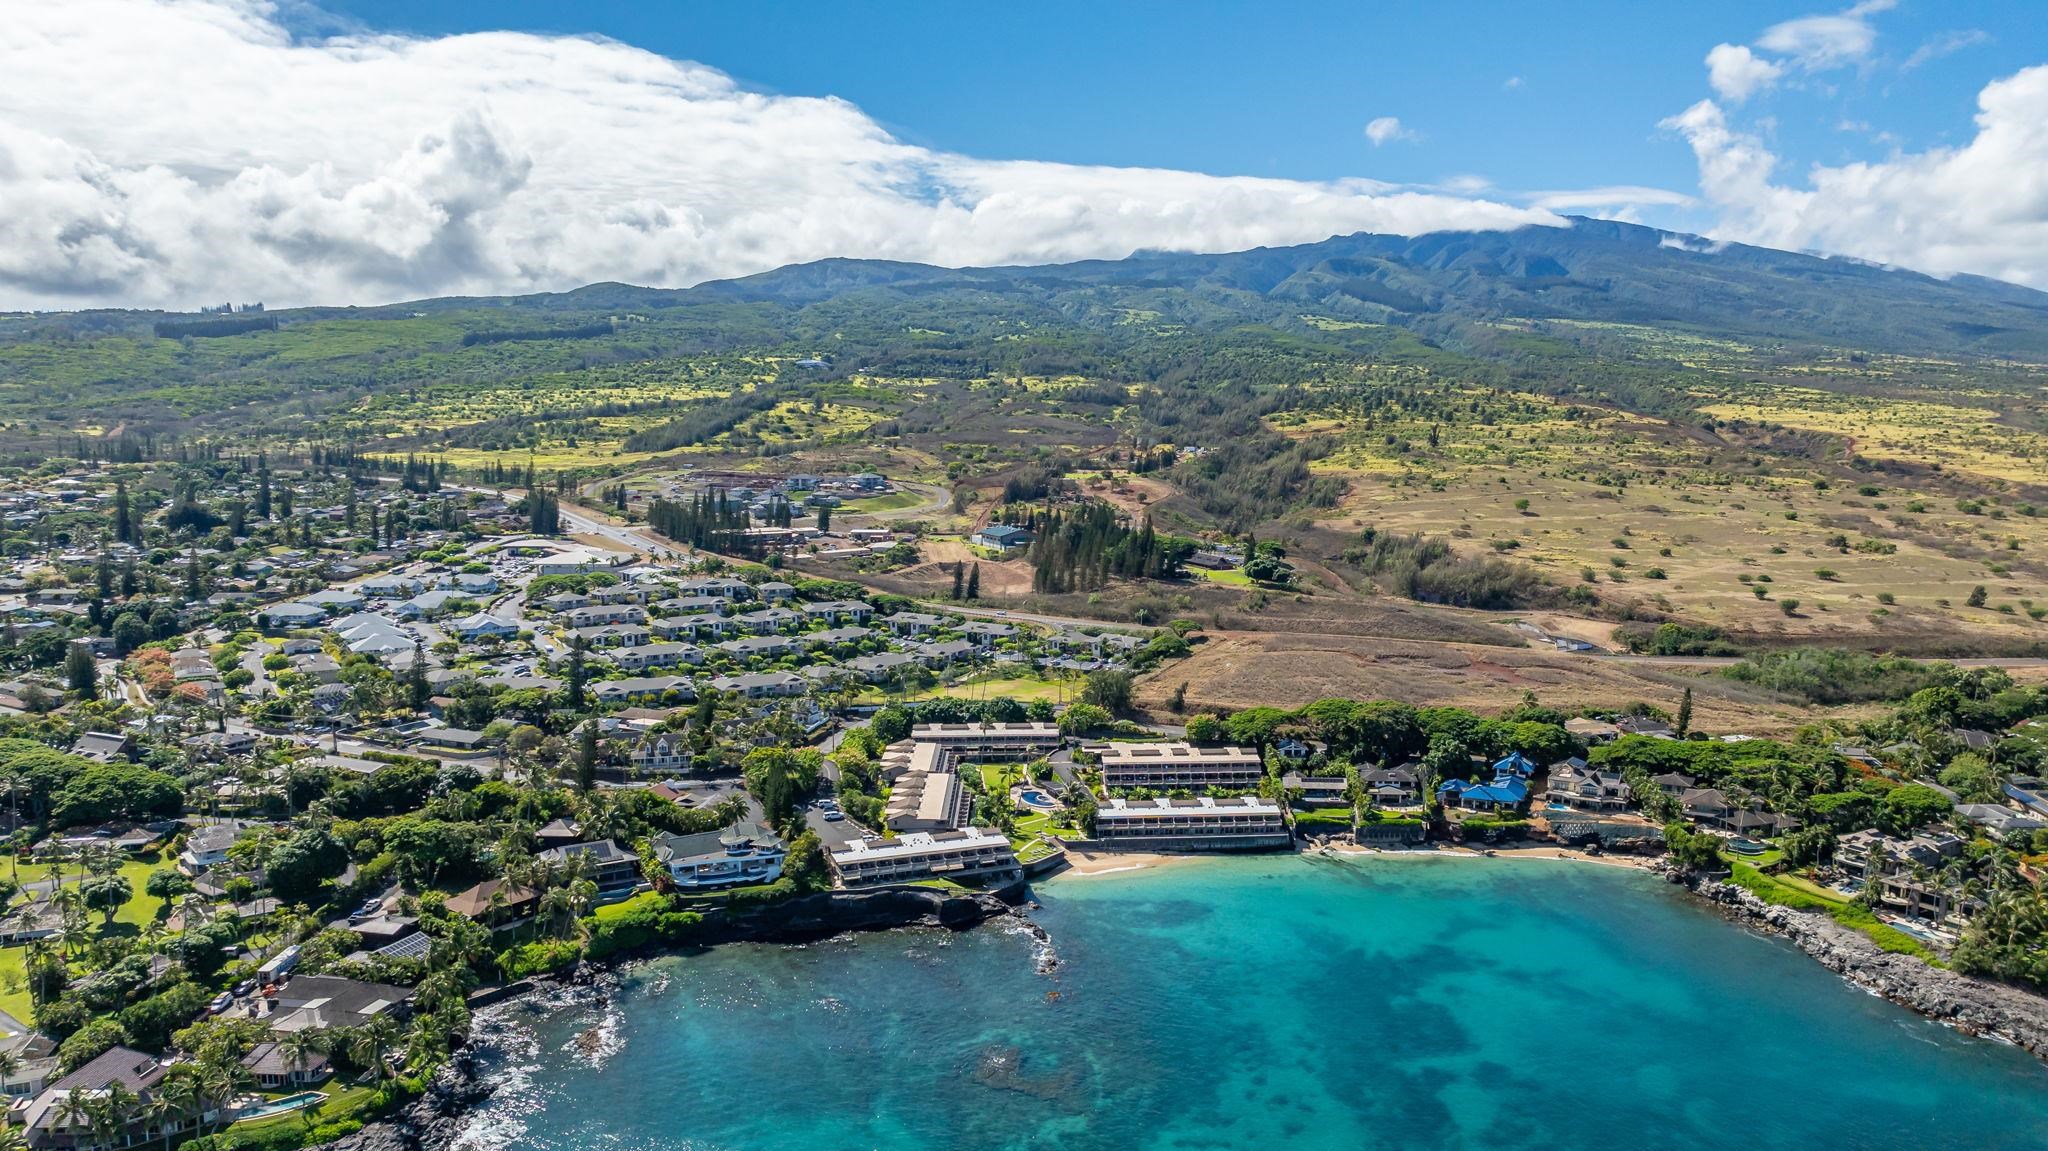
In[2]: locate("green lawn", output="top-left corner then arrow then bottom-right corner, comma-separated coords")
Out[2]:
1193,567 -> 1253,587
841,491 -> 924,513
0,947 -> 33,1026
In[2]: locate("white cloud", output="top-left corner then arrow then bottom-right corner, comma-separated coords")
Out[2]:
1503,76 -> 1525,90
1364,116 -> 1415,146
1757,0 -> 1894,70
1663,66 -> 2048,287
0,2 -> 1554,310
1903,29 -> 1991,71
1523,186 -> 1696,212
1705,44 -> 1785,103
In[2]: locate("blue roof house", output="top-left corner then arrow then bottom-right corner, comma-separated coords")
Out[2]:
1437,774 -> 1531,813
1492,751 -> 1539,779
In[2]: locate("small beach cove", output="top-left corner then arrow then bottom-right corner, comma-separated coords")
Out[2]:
449,854 -> 2048,1151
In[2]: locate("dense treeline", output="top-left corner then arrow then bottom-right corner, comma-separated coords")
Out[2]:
1343,528 -> 1566,610
1001,501 -> 1193,593
647,489 -> 755,554
622,388 -> 787,453
152,315 -> 278,339
460,321 -> 614,346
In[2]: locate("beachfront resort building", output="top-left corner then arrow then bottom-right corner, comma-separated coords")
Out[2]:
908,722 -> 1062,761
1092,796 -> 1292,851
828,828 -> 1022,888
1097,742 -> 1264,792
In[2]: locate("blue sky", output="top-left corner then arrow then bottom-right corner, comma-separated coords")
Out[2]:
314,0 -> 2038,215
4,1 -> 2046,308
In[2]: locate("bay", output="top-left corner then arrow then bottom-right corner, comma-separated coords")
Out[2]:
455,855 -> 2048,1151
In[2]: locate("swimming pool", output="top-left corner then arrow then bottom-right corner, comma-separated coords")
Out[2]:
235,1092 -> 326,1122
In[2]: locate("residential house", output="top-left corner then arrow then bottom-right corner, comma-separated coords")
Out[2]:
653,823 -> 786,890
241,1041 -> 331,1089
266,974 -> 416,1033
630,732 -> 693,775
612,643 -> 704,672
1437,773 -> 1531,813
1545,760 -> 1631,812
449,614 -> 519,641
970,524 -> 1034,552
591,677 -> 696,705
446,878 -> 541,927
68,731 -> 132,763
537,840 -> 642,902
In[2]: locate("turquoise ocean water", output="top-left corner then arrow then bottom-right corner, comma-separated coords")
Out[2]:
454,855 -> 2048,1151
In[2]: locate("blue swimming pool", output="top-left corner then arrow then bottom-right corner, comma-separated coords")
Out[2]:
235,1092 -> 325,1122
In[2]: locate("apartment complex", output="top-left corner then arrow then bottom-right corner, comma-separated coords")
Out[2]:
828,828 -> 1023,888
1092,796 -> 1292,851
1097,742 -> 1264,791
908,721 -> 1062,761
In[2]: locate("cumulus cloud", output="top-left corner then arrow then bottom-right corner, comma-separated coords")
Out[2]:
1663,65 -> 2048,287
0,1 -> 1555,310
1705,44 -> 1786,103
1364,117 -> 1415,146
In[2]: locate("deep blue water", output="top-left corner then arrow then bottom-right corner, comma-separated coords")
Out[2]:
455,856 -> 2048,1151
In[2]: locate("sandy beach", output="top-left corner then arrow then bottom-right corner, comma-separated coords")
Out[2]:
1058,849 -> 1189,876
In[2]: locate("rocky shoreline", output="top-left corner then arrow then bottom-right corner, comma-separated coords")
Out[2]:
313,884 -> 1031,1151
1676,869 -> 2048,1060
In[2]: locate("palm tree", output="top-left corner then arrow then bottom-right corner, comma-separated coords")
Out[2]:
275,1028 -> 327,1088
349,1014 -> 404,1088
153,1066 -> 205,1150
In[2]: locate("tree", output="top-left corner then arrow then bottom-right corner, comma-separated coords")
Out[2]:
1184,713 -> 1225,743
406,640 -> 431,711
1663,821 -> 1725,873
575,721 -> 599,792
347,1013 -> 404,1086
951,564 -> 964,600
63,644 -> 97,700
566,636 -> 588,712
1967,584 -> 1989,608
966,563 -> 981,600
1081,670 -> 1134,715
112,612 -> 148,655
1675,687 -> 1694,737
1881,783 -> 1953,835
81,872 -> 132,926
265,827 -> 350,902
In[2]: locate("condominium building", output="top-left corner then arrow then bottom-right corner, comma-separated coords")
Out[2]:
884,766 -> 967,832
1097,742 -> 1264,791
909,721 -> 1062,761
828,828 -> 1022,888
1092,795 -> 1292,850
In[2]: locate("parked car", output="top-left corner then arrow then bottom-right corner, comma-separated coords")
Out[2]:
823,811 -> 846,822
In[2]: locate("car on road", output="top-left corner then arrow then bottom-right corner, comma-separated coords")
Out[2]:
349,898 -> 383,921
823,811 -> 846,822
207,992 -> 233,1015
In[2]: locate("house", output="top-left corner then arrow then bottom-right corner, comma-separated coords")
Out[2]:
1545,761 -> 1631,812
653,822 -> 786,890
358,576 -> 421,599
1680,787 -> 1733,823
1438,773 -> 1529,813
395,589 -> 467,619
845,652 -> 919,682
572,623 -> 652,649
651,613 -> 732,640
300,588 -> 365,613
885,611 -> 944,636
416,727 -> 490,752
612,642 -> 704,672
449,613 -> 519,641
179,823 -> 241,873
960,621 -> 1018,647
1274,737 -> 1324,763
18,1047 -> 216,1149
801,600 -> 872,624
266,974 -> 415,1033
971,524 -> 1035,551
1283,772 -> 1349,808
183,730 -> 259,759
538,840 -> 642,902
756,581 -> 796,601
630,732 -> 693,775
1492,751 -> 1539,779
731,607 -> 803,633
566,604 -> 645,629
1362,764 -> 1423,807
1651,772 -> 1696,798
0,1032 -> 59,1099
718,635 -> 800,661
592,676 -> 696,705
1955,803 -> 2047,839
446,878 -> 541,927
289,652 -> 341,683
709,671 -> 806,699
260,602 -> 328,630
68,730 -> 132,763
913,639 -> 977,666
2004,777 -> 2048,819
242,1041 -> 331,1089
